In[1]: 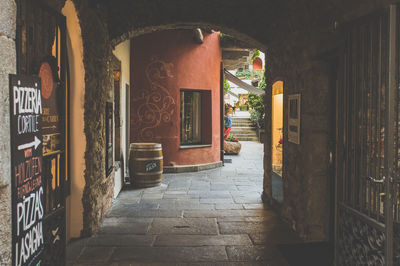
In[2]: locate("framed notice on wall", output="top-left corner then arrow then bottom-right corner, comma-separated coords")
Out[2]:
288,94 -> 301,144
106,102 -> 113,176
9,74 -> 44,266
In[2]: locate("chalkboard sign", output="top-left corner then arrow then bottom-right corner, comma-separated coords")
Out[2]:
9,74 -> 44,266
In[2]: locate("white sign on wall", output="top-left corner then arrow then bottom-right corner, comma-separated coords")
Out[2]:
288,94 -> 301,144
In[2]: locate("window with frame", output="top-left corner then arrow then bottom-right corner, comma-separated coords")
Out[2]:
180,90 -> 212,146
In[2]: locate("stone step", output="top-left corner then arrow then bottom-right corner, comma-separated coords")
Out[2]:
237,137 -> 259,141
232,130 -> 257,133
230,126 -> 256,130
230,129 -> 257,134
229,115 -> 257,142
232,116 -> 251,119
232,120 -> 253,123
231,122 -> 254,127
231,118 -> 252,122
229,132 -> 257,138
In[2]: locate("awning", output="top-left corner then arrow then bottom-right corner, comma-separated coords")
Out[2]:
224,69 -> 265,95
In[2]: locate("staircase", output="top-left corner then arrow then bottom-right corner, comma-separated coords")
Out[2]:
230,116 -> 258,141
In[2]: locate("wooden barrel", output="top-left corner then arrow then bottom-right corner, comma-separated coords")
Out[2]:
129,143 -> 163,187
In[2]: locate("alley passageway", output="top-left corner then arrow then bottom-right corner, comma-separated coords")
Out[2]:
66,142 -> 300,265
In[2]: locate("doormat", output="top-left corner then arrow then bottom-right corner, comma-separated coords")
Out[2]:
277,242 -> 333,266
224,158 -> 232,163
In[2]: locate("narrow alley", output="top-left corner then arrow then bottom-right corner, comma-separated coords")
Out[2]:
66,142 -> 300,265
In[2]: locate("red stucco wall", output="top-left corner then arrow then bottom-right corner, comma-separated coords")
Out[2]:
130,30 -> 222,166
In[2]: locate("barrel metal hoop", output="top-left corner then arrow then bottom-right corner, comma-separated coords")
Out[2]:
133,148 -> 163,151
134,171 -> 163,176
130,143 -> 162,148
133,156 -> 163,161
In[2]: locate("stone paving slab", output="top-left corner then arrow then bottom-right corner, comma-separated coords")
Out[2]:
211,184 -> 238,191
107,209 -> 183,218
162,193 -> 190,199
218,221 -> 280,234
66,142 -> 300,265
86,234 -> 155,246
97,221 -> 152,235
200,198 -> 235,204
101,217 -> 154,224
68,260 -> 267,266
110,246 -> 228,262
77,247 -> 115,263
215,203 -> 244,210
66,239 -> 87,261
217,215 -> 276,222
113,197 -> 141,204
148,218 -> 218,235
154,234 -> 252,246
226,245 -> 289,265
249,229 -> 302,246
141,194 -> 164,200
243,203 -> 269,209
183,209 -> 270,218
232,196 -> 263,204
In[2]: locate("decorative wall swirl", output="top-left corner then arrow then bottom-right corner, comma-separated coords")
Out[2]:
133,56 -> 175,140
337,205 -> 385,266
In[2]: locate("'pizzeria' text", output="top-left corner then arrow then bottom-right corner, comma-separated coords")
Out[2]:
13,84 -> 42,135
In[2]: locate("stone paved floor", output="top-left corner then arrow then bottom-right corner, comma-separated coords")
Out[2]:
67,142 -> 301,265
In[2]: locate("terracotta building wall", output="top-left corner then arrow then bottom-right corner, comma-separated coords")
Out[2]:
253,57 -> 263,70
63,0 -> 86,241
130,30 -> 221,166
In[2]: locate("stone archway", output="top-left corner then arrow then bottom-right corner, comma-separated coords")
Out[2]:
71,1 -> 274,236
13,0 -> 378,246
25,0 -> 398,247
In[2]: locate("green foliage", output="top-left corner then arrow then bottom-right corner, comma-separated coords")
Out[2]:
248,92 -> 265,128
248,93 -> 264,113
258,69 -> 266,90
250,111 -> 264,128
258,76 -> 266,90
235,69 -> 262,80
250,50 -> 260,64
224,80 -> 231,92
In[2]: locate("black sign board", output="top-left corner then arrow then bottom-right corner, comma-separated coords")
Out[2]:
39,58 -> 63,156
9,74 -> 44,266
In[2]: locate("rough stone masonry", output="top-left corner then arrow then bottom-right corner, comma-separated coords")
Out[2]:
0,0 -> 16,264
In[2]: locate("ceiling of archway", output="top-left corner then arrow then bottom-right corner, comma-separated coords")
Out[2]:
100,0 -> 389,42
89,0 -> 393,65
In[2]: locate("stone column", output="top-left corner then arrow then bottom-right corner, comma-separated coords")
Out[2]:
73,0 -> 115,236
0,0 -> 16,264
262,48 -> 274,204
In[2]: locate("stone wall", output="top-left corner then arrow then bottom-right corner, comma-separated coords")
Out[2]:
260,24 -> 336,240
280,61 -> 332,241
72,0 -> 115,236
0,0 -> 16,264
258,0 -> 400,241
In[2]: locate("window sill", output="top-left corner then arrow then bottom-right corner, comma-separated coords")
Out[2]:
180,144 -> 212,149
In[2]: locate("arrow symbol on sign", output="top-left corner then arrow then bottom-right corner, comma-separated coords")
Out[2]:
18,136 -> 41,150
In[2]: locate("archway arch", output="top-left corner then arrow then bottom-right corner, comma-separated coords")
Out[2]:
71,3 -> 273,236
